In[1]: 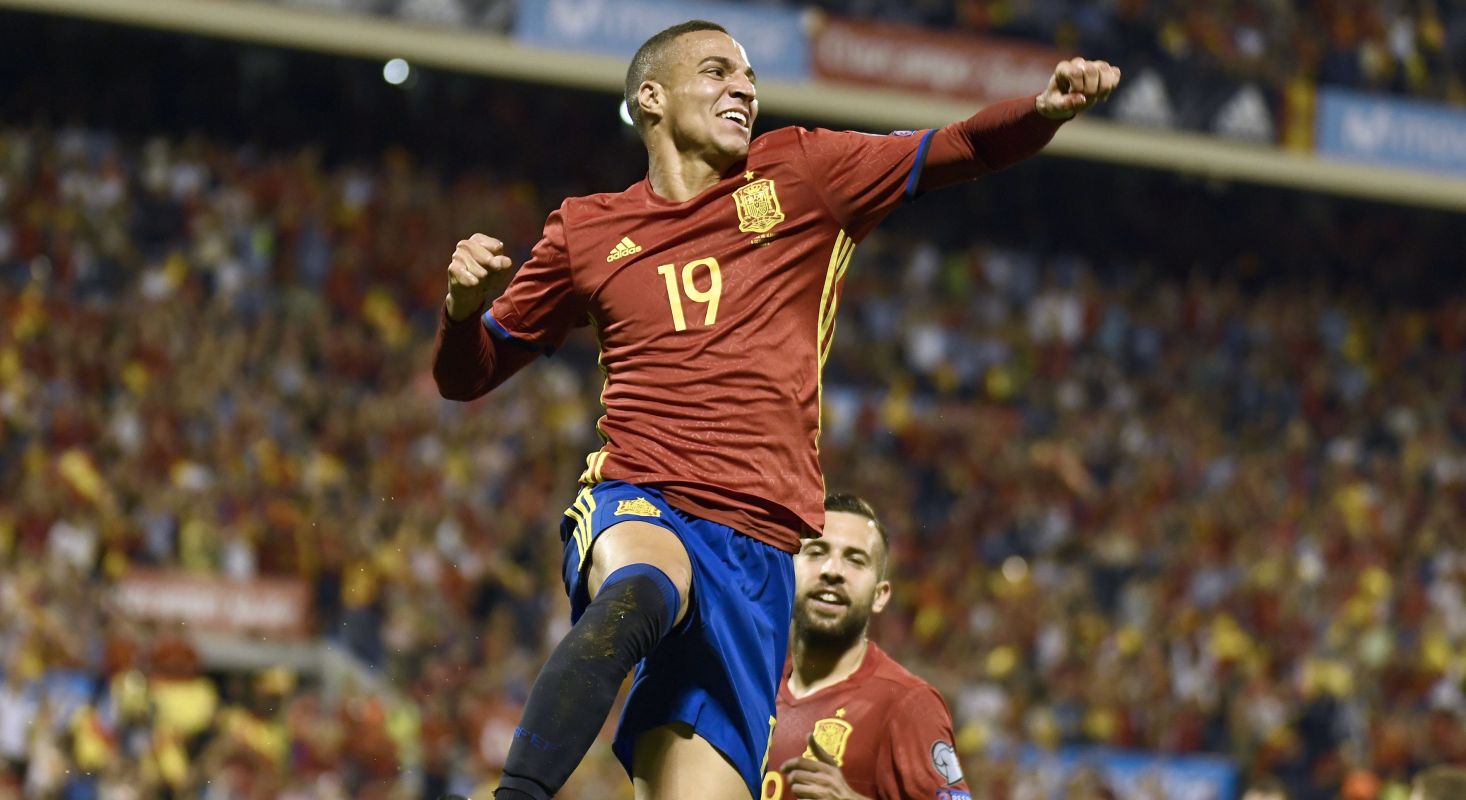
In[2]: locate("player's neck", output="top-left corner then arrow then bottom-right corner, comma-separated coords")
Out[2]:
788,637 -> 868,699
646,144 -> 734,203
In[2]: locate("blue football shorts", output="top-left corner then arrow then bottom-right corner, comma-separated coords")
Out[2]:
559,479 -> 795,798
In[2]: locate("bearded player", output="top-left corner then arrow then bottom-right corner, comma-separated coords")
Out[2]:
764,495 -> 969,800
433,19 -> 1119,800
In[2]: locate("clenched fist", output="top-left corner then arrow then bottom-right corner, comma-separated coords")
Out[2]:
445,233 -> 515,321
1035,57 -> 1121,120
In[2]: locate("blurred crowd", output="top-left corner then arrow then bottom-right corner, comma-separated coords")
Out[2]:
276,0 -> 516,33
813,0 -> 1466,105
0,122 -> 623,800
1,100 -> 1465,800
0,571 -> 424,800
266,0 -> 1466,105
826,229 -> 1466,799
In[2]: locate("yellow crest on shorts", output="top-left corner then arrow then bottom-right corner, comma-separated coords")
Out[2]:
733,178 -> 786,234
614,498 -> 662,518
803,710 -> 853,767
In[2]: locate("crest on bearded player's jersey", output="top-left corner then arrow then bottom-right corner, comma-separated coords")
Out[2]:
803,712 -> 853,767
733,178 -> 786,234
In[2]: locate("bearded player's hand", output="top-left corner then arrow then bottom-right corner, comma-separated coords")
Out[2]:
445,233 -> 514,321
1035,57 -> 1121,120
779,735 -> 872,800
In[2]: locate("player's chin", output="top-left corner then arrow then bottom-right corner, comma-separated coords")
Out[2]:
795,613 -> 864,647
715,132 -> 751,158
795,607 -> 849,633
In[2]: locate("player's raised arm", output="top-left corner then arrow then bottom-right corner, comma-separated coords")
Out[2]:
432,233 -> 535,401
917,57 -> 1120,192
445,233 -> 515,321
432,207 -> 585,401
784,57 -> 1121,240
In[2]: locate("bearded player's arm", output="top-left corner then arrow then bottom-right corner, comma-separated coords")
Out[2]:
432,207 -> 584,401
874,684 -> 971,800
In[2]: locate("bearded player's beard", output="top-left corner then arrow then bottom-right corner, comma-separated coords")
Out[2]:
793,596 -> 874,651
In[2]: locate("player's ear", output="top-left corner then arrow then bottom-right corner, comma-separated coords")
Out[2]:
871,579 -> 892,615
637,80 -> 665,127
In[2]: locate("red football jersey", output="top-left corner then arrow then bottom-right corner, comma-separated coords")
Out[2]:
486,126 -> 934,552
765,643 -> 971,800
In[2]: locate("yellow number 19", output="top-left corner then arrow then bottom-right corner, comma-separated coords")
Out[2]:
657,257 -> 722,331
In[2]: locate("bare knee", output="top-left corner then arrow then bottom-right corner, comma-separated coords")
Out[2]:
587,521 -> 693,625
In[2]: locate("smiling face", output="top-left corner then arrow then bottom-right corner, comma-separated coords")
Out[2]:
792,510 -> 891,650
637,29 -> 758,166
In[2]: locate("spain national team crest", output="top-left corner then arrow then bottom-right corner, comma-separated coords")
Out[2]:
733,178 -> 785,234
614,497 -> 662,518
803,711 -> 853,767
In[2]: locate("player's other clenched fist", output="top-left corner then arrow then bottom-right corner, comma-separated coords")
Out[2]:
1035,57 -> 1121,120
446,233 -> 515,320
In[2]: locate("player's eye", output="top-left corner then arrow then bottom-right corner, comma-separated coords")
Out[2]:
705,67 -> 725,78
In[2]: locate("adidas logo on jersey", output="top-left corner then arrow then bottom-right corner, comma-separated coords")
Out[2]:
606,236 -> 642,262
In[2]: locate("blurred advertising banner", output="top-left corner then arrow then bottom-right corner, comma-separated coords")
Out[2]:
513,0 -> 810,81
1317,87 -> 1466,176
1012,746 -> 1238,800
114,569 -> 311,639
810,15 -> 1063,105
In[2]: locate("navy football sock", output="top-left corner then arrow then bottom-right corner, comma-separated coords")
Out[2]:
496,564 -> 680,799
493,783 -> 546,800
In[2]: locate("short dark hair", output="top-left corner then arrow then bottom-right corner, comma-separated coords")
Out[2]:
824,493 -> 890,576
624,20 -> 728,132
1414,766 -> 1466,800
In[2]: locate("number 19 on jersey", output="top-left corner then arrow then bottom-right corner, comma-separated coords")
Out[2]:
658,257 -> 722,331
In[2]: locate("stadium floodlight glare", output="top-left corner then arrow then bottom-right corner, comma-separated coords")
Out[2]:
619,101 -> 634,127
383,58 -> 411,86
1001,555 -> 1029,583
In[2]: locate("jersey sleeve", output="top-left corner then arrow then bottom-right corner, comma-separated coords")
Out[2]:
485,206 -> 586,354
792,127 -> 934,239
876,686 -> 971,800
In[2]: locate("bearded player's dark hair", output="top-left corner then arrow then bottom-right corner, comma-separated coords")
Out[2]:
824,493 -> 890,577
624,20 -> 729,134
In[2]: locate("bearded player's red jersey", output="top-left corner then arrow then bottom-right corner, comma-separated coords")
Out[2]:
434,99 -> 1062,552
765,643 -> 971,800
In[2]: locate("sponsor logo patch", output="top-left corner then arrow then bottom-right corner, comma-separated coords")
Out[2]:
614,497 -> 661,518
935,790 -> 972,800
891,130 -> 916,136
930,741 -> 963,784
